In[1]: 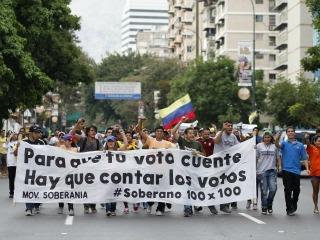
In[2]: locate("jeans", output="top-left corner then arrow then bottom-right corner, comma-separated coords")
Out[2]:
257,169 -> 277,209
84,204 -> 96,210
105,202 -> 116,212
184,205 -> 192,213
25,203 -> 40,210
8,166 -> 16,195
282,170 -> 300,212
59,203 -> 73,210
148,202 -> 165,212
0,153 -> 6,173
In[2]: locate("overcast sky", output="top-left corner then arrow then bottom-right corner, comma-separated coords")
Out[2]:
70,0 -> 126,63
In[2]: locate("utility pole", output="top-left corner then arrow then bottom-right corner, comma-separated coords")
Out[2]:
195,0 -> 199,58
250,0 -> 256,111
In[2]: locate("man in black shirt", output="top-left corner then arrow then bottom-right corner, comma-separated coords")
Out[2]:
23,125 -> 45,216
172,118 -> 206,217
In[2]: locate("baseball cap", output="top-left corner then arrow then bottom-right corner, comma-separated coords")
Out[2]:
63,134 -> 73,141
29,125 -> 42,133
263,131 -> 272,137
106,135 -> 116,142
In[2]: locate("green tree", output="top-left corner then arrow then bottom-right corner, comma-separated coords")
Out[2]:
266,77 -> 320,127
82,53 -> 182,129
168,57 -> 267,126
14,0 -> 92,85
84,53 -> 147,128
0,0 -> 94,127
266,78 -> 298,125
301,0 -> 320,72
288,78 -> 320,127
0,0 -> 53,123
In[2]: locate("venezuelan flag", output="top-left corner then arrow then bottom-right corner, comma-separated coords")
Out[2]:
159,94 -> 196,129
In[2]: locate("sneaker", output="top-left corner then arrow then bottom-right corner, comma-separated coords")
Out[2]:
133,204 -> 139,213
123,207 -> 129,214
314,208 -> 319,214
69,209 -> 74,216
25,209 -> 33,216
34,207 -> 40,214
194,206 -> 203,212
287,210 -> 295,216
84,207 -> 90,214
111,212 -> 116,216
58,207 -> 63,214
91,208 -> 97,214
246,200 -> 252,209
253,203 -> 258,210
220,206 -> 231,214
147,205 -> 152,214
262,208 -> 267,215
156,210 -> 163,216
208,206 -> 218,215
231,202 -> 238,210
9,194 -> 13,199
267,206 -> 273,214
106,211 -> 111,217
184,211 -> 191,217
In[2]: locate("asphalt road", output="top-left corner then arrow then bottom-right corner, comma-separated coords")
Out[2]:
0,176 -> 318,240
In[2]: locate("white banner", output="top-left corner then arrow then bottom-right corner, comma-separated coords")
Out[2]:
14,138 -> 256,205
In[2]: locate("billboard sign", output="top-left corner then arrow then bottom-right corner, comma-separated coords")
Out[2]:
237,41 -> 252,87
95,82 -> 141,100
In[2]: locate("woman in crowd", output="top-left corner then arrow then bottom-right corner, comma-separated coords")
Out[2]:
256,131 -> 279,215
58,134 -> 78,216
6,133 -> 18,198
305,134 -> 320,214
104,130 -> 128,216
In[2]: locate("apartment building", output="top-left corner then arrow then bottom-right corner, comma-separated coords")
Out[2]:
167,0 -> 314,82
168,0 -> 198,61
200,0 -> 279,82
136,25 -> 171,58
273,0 -> 313,81
121,0 -> 169,54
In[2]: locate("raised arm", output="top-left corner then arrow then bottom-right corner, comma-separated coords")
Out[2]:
274,132 -> 281,148
214,123 -> 227,144
70,118 -> 85,141
171,116 -> 187,141
135,118 -> 148,143
118,129 -> 128,151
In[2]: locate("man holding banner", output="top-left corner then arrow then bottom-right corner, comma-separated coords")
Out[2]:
172,117 -> 209,217
22,125 -> 46,216
136,118 -> 176,216
214,121 -> 240,213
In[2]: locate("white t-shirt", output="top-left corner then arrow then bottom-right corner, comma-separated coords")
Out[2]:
214,131 -> 239,153
256,143 -> 278,174
6,141 -> 18,167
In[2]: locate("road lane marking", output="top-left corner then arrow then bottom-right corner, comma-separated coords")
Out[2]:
65,215 -> 74,225
238,213 -> 266,224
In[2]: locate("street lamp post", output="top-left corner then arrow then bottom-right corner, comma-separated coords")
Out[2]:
249,0 -> 256,111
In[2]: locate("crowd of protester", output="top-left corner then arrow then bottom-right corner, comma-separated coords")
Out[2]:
1,118 -> 320,218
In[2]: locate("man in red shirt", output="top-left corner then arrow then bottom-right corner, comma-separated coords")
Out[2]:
196,128 -> 218,215
198,128 -> 214,157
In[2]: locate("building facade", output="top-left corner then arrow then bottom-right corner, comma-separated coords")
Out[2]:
168,0 -> 314,82
168,0 -> 198,61
136,25 -> 171,58
121,0 -> 169,54
200,0 -> 279,82
273,0 -> 313,81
